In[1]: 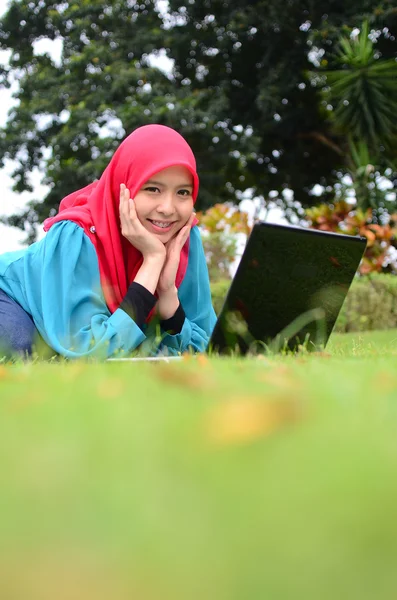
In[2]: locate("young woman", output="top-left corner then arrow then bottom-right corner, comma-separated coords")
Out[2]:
0,124 -> 216,358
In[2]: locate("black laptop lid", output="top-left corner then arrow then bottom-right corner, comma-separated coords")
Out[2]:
210,223 -> 367,354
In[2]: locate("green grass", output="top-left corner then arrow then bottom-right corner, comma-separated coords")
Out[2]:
1,329 -> 397,599
328,327 -> 397,356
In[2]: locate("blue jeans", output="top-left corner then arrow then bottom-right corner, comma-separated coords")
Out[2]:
0,289 -> 38,357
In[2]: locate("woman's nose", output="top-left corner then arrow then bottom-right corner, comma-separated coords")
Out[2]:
157,192 -> 175,215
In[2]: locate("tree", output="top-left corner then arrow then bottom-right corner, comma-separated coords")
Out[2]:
0,0 -> 396,240
161,0 -> 397,213
305,20 -> 397,274
308,20 -> 397,212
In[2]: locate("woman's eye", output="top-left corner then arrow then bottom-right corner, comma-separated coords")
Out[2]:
144,186 -> 160,193
178,189 -> 192,197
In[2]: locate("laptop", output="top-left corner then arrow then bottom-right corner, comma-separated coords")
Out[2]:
108,222 -> 366,360
209,222 -> 367,354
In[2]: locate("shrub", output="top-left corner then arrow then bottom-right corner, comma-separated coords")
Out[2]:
197,204 -> 251,281
306,201 -> 397,275
210,278 -> 231,315
335,273 -> 397,332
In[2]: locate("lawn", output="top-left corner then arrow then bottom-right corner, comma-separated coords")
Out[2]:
1,328 -> 397,599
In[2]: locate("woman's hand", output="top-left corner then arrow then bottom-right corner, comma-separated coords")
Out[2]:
157,213 -> 194,295
119,184 -> 166,260
156,213 -> 194,320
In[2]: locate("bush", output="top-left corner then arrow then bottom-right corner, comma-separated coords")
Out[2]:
211,274 -> 397,333
197,204 -> 251,282
210,278 -> 231,315
335,273 -> 397,332
306,201 -> 397,275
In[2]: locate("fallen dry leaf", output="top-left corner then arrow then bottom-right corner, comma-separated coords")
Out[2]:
10,391 -> 43,411
154,363 -> 214,391
182,353 -> 209,367
97,378 -> 126,399
60,363 -> 86,382
372,371 -> 397,394
255,365 -> 302,392
312,351 -> 332,359
206,395 -> 304,445
0,365 -> 10,379
196,354 -> 209,366
0,549 -> 148,600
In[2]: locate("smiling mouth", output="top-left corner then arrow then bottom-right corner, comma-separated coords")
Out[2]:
147,219 -> 176,230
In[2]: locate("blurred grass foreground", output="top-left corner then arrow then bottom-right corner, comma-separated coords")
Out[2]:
1,329 -> 397,599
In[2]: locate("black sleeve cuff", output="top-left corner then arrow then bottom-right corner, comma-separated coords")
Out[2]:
160,302 -> 186,335
120,282 -> 157,328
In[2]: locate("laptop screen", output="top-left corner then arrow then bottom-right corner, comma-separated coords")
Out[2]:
210,223 -> 367,354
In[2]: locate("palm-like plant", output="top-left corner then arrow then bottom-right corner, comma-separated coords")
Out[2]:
322,21 -> 397,150
306,23 -> 397,271
309,22 -> 397,213
345,138 -> 397,213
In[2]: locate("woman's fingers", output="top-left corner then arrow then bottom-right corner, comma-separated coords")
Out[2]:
167,225 -> 190,257
119,183 -> 130,213
181,224 -> 191,243
120,184 -> 140,239
119,184 -> 140,229
180,220 -> 193,244
119,184 -> 124,210
128,197 -> 138,221
158,222 -> 193,293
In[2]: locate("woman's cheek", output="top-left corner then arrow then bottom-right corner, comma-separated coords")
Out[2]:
182,202 -> 194,224
174,221 -> 185,234
131,196 -> 146,223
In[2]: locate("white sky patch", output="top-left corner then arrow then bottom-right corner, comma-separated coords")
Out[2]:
0,47 -> 11,66
32,37 -> 63,67
0,0 -> 9,17
32,113 -> 54,131
378,176 -> 394,190
311,184 -> 324,196
147,48 -> 175,78
308,47 -> 325,68
0,161 -> 49,251
97,116 -> 125,139
59,109 -> 70,123
155,0 -> 169,16
0,162 -> 50,215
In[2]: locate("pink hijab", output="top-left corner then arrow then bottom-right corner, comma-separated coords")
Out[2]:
44,125 -> 199,313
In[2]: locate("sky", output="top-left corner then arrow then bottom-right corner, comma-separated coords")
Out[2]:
0,0 -> 288,254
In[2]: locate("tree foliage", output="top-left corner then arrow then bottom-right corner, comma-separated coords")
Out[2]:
318,21 -> 397,149
0,0 -> 396,239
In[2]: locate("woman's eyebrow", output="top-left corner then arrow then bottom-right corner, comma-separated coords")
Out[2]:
144,180 -> 164,186
145,180 -> 193,188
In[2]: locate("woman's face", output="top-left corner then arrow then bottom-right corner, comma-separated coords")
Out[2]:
133,165 -> 195,244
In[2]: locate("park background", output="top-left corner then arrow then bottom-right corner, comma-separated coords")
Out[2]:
1,0 -> 396,331
1,3 -> 397,599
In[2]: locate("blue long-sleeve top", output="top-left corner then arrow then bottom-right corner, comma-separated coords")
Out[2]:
0,221 -> 216,358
